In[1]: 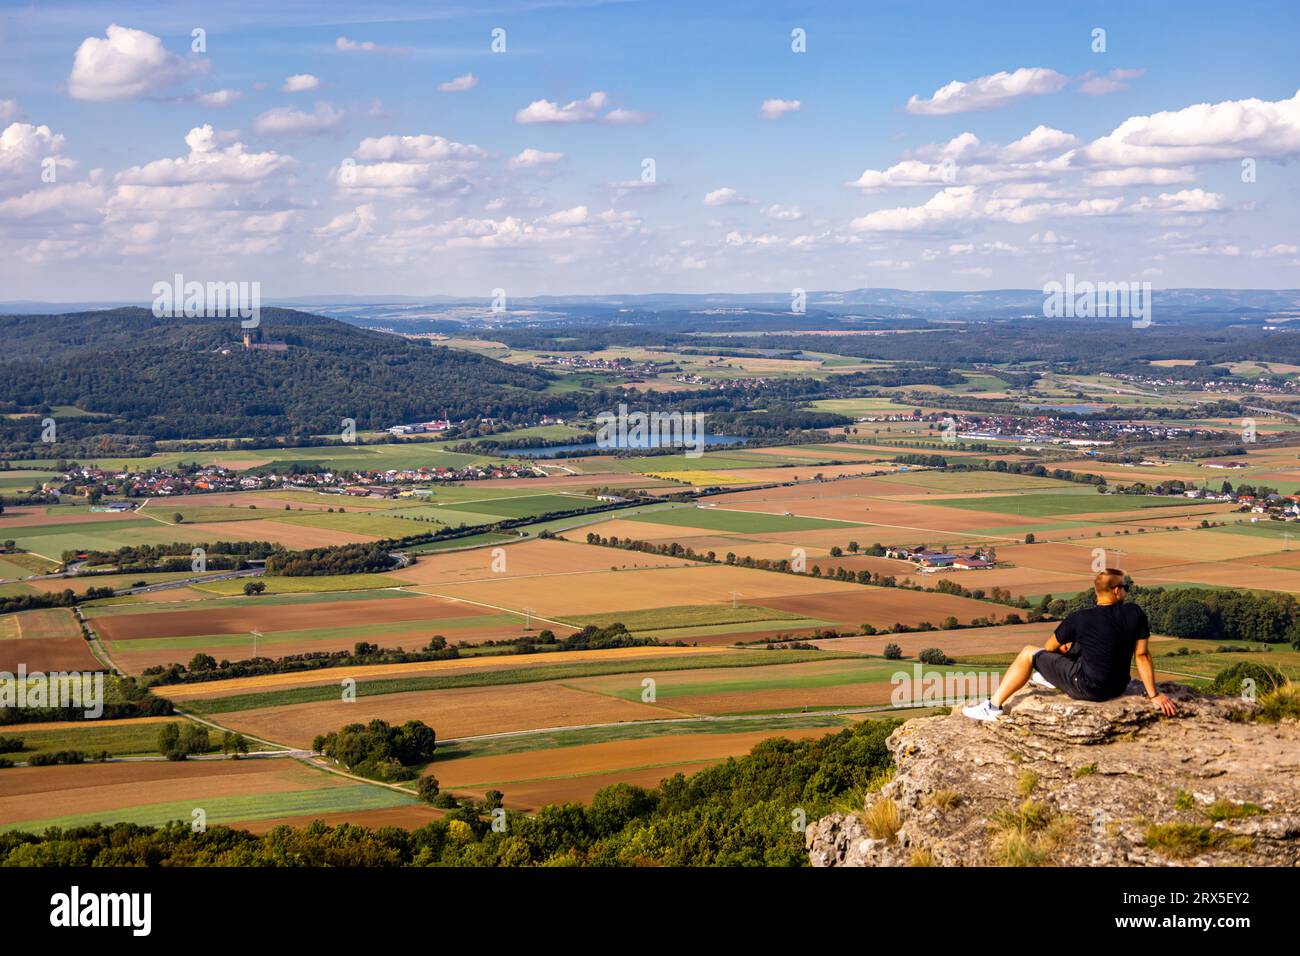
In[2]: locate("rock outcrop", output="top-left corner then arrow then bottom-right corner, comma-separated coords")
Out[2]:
807,681 -> 1300,866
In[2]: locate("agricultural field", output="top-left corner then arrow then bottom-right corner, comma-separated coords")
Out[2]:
4,423 -> 1299,839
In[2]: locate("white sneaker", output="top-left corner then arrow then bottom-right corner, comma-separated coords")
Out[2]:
1031,671 -> 1055,689
962,699 -> 1003,722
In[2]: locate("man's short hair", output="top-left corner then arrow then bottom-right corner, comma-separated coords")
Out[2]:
1094,569 -> 1126,594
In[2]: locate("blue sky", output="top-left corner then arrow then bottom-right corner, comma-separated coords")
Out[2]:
1,0 -> 1298,299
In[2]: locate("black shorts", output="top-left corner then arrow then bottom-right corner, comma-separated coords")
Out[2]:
1032,650 -> 1113,702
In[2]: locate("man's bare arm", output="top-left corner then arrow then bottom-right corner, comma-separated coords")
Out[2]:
1135,640 -> 1176,716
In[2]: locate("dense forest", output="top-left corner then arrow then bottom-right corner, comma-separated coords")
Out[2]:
0,309 -> 562,449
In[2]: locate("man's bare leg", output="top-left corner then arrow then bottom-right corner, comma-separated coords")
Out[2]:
990,645 -> 1039,708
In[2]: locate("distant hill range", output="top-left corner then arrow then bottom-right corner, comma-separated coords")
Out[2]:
6,288 -> 1299,321
0,307 -> 563,454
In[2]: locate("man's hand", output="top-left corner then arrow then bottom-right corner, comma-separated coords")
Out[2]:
1150,692 -> 1177,716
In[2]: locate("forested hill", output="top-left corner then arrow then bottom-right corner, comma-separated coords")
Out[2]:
0,308 -> 564,451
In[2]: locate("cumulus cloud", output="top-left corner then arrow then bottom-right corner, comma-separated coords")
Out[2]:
759,98 -> 801,120
1083,166 -> 1195,187
333,133 -> 485,196
282,74 -> 320,93
763,203 -> 802,220
115,124 -> 296,185
1130,188 -> 1225,213
438,73 -> 478,93
545,205 -> 588,225
515,91 -> 646,125
849,184 -> 1124,232
1077,89 -> 1300,167
703,187 -> 753,206
0,123 -> 68,191
253,102 -> 344,136
906,67 -> 1068,115
196,89 -> 243,107
69,24 -> 202,101
509,148 -> 564,168
353,134 -> 484,164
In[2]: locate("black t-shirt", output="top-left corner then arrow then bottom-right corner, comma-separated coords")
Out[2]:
1053,602 -> 1150,695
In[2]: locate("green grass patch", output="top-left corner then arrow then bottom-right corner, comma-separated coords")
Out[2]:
181,650 -> 848,715
0,782 -> 413,833
625,507 -> 860,533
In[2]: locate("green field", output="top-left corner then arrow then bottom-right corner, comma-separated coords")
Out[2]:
0,781 -> 415,833
626,507 -> 859,533
0,719 -> 271,760
110,611 -> 524,655
427,713 -> 859,765
930,492 -> 1199,517
875,471 -> 1073,492
192,573 -> 411,596
182,650 -> 842,715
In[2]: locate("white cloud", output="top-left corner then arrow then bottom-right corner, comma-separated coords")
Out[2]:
335,36 -> 404,55
759,98 -> 801,120
763,203 -> 802,221
545,205 -> 588,225
515,91 -> 646,125
1079,68 -> 1145,96
725,230 -> 780,246
354,134 -> 484,164
1000,125 -> 1079,160
1078,89 -> 1300,167
253,102 -> 344,136
438,73 -> 478,93
115,125 -> 295,185
509,148 -> 564,168
516,91 -> 607,124
906,67 -> 1067,115
0,181 -> 105,224
1130,188 -> 1226,213
282,74 -> 321,93
603,107 -> 650,125
0,123 -> 68,195
1083,166 -> 1195,187
196,89 -> 243,107
69,24 -> 201,102
703,186 -> 753,206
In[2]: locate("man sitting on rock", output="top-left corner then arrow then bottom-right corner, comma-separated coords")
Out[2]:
963,568 -> 1178,721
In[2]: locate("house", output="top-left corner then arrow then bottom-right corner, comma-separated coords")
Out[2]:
919,553 -> 957,568
953,554 -> 992,569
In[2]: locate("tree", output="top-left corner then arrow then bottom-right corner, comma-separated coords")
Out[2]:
243,580 -> 266,596
1165,601 -> 1213,639
179,724 -> 209,756
883,642 -> 902,660
847,541 -> 860,553
1024,533 -> 1036,544
157,722 -> 184,760
484,789 -> 504,811
188,653 -> 217,672
417,775 -> 441,803
172,513 -> 184,524
918,647 -> 950,665
221,731 -> 249,758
